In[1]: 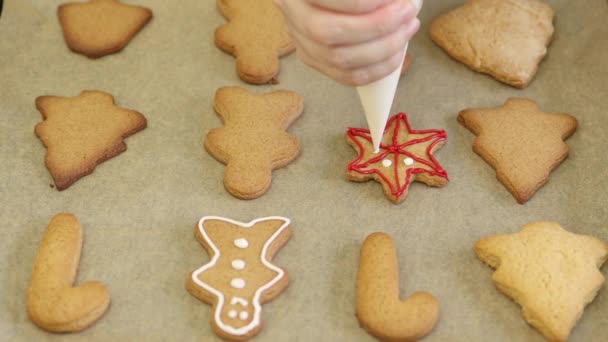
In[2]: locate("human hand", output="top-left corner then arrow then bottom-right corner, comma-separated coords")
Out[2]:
275,0 -> 421,86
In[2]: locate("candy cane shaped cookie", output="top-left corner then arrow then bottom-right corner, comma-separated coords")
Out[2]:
356,232 -> 439,342
187,216 -> 291,341
27,213 -> 111,332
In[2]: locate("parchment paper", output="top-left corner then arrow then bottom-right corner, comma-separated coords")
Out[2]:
1,1 -> 607,341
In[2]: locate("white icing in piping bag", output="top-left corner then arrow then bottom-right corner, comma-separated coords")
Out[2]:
356,0 -> 423,153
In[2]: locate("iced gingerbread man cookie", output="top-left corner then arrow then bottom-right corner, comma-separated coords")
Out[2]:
186,216 -> 292,341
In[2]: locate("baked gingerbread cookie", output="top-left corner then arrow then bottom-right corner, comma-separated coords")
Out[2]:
187,216 -> 292,341
476,222 -> 608,342
458,98 -> 577,204
215,0 -> 295,84
35,90 -> 147,190
357,232 -> 439,342
431,0 -> 554,88
346,113 -> 448,204
58,0 -> 152,58
205,86 -> 303,199
27,213 -> 111,333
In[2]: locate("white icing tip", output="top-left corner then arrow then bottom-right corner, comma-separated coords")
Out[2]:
234,238 -> 249,249
230,278 -> 246,289
231,259 -> 246,270
239,311 -> 249,320
382,159 -> 392,167
228,310 -> 237,319
404,157 -> 414,166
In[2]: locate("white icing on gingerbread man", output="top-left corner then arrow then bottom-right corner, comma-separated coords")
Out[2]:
188,216 -> 291,339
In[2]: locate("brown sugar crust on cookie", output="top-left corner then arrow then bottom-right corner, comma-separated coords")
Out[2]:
35,90 -> 147,190
356,232 -> 439,342
475,222 -> 608,342
58,0 -> 152,58
458,98 -> 577,204
430,0 -> 554,88
27,213 -> 111,333
205,87 -> 303,199
215,0 -> 295,84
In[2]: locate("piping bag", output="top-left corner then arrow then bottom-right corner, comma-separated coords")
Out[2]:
356,0 -> 423,153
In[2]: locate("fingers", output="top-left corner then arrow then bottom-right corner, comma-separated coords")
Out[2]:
276,0 -> 422,86
305,0 -> 393,14
278,0 -> 417,46
297,44 -> 407,86
288,16 -> 420,86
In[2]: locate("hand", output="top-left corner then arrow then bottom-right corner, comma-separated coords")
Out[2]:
275,0 -> 421,86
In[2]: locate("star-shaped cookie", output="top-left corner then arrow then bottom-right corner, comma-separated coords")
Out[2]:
431,0 -> 554,88
459,98 -> 577,204
476,222 -> 608,342
346,113 -> 448,204
35,90 -> 147,190
58,0 -> 152,58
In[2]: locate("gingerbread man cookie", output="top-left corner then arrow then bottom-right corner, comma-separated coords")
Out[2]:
27,213 -> 111,333
215,0 -> 295,84
186,216 -> 292,341
346,113 -> 448,204
58,0 -> 152,58
205,86 -> 303,199
35,90 -> 147,190
476,222 -> 608,341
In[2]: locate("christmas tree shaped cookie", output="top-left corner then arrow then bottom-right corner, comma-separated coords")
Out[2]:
205,86 -> 303,199
346,113 -> 448,204
215,0 -> 295,84
476,222 -> 608,341
35,90 -> 147,190
187,216 -> 292,341
459,98 -> 577,204
58,0 -> 152,58
431,0 -> 554,88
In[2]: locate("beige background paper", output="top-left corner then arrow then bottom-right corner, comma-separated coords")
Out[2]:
1,0 -> 607,341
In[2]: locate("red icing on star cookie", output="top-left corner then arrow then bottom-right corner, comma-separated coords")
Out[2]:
346,113 -> 448,204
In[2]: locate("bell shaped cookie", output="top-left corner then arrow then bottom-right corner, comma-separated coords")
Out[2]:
58,0 -> 152,58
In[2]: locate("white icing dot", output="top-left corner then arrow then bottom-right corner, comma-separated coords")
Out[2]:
228,310 -> 237,318
382,159 -> 392,167
230,278 -> 246,289
239,311 -> 249,320
404,157 -> 414,166
232,259 -> 246,270
234,238 -> 249,249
